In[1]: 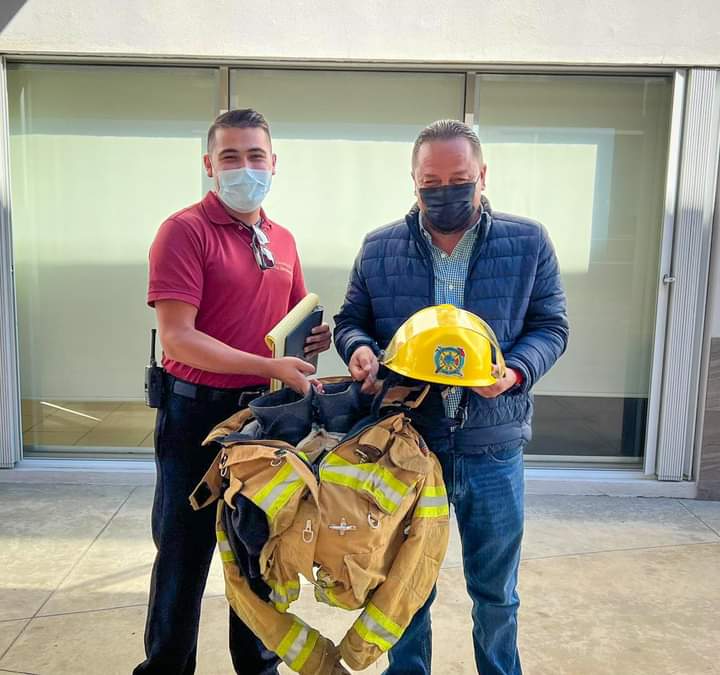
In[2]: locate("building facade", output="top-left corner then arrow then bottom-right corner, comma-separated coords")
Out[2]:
1,0 -> 719,498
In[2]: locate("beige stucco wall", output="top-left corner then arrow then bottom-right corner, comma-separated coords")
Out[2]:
0,0 -> 719,66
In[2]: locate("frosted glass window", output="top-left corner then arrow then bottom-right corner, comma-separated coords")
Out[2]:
475,75 -> 672,460
8,64 -> 671,464
8,64 -> 220,455
230,69 -> 465,376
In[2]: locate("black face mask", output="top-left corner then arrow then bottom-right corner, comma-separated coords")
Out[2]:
419,181 -> 479,234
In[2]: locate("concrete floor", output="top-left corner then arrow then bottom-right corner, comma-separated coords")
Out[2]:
0,481 -> 718,675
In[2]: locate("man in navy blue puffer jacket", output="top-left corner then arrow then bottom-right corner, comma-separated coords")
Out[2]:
334,120 -> 569,675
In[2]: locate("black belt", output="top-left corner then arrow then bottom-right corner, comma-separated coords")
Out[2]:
164,373 -> 266,408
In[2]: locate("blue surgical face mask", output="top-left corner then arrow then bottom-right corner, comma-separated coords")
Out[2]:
419,181 -> 479,234
216,167 -> 272,213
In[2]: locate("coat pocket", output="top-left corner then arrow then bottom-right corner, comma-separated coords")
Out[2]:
344,550 -> 389,603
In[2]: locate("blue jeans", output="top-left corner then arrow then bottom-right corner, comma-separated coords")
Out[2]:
386,444 -> 525,675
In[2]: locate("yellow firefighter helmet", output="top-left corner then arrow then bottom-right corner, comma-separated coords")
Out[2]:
382,304 -> 505,387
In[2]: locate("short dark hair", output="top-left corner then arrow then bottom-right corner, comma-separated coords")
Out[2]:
207,108 -> 271,153
412,119 -> 483,170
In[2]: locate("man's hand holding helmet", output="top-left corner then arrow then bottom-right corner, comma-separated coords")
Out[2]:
348,345 -> 381,394
471,364 -> 518,399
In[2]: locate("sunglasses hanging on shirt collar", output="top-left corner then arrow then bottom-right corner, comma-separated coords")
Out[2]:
240,220 -> 275,271
251,222 -> 275,271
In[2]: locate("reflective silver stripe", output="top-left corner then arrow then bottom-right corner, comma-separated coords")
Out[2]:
284,623 -> 309,664
270,584 -> 299,606
315,585 -> 342,608
359,613 -> 400,647
417,495 -> 448,508
324,465 -> 405,506
217,537 -> 236,560
270,590 -> 287,606
256,470 -> 301,512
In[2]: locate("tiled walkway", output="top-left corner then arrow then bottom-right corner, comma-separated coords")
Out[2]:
0,479 -> 718,674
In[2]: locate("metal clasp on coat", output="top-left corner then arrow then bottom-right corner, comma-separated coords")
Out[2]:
367,512 -> 380,529
219,452 -> 229,477
329,517 -> 357,536
302,519 -> 314,544
271,449 -> 287,467
355,448 -> 369,462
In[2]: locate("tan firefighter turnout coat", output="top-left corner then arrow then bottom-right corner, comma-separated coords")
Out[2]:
191,383 -> 450,674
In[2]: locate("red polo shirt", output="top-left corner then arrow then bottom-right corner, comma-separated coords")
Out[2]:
147,191 -> 307,389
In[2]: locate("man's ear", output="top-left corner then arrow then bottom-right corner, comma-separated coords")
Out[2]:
271,153 -> 278,176
203,154 -> 214,178
479,163 -> 488,191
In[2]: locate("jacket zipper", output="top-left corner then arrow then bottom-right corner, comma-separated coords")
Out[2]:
456,210 -> 492,428
464,213 -> 490,306
407,216 -> 436,305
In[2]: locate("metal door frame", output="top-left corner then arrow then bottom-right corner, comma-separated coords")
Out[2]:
0,56 -> 22,467
655,70 -> 720,480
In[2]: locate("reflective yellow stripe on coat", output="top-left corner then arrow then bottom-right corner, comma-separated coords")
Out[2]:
320,454 -> 412,514
314,584 -> 352,610
276,617 -> 319,671
268,579 -> 301,612
352,602 -> 403,651
250,462 -> 305,520
415,484 -> 449,518
216,529 -> 236,563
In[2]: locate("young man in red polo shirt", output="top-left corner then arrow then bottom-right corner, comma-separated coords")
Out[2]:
134,109 -> 330,675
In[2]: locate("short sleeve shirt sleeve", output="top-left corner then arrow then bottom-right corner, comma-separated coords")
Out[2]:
147,217 -> 204,308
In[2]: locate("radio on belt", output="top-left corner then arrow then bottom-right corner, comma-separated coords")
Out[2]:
144,328 -> 165,408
